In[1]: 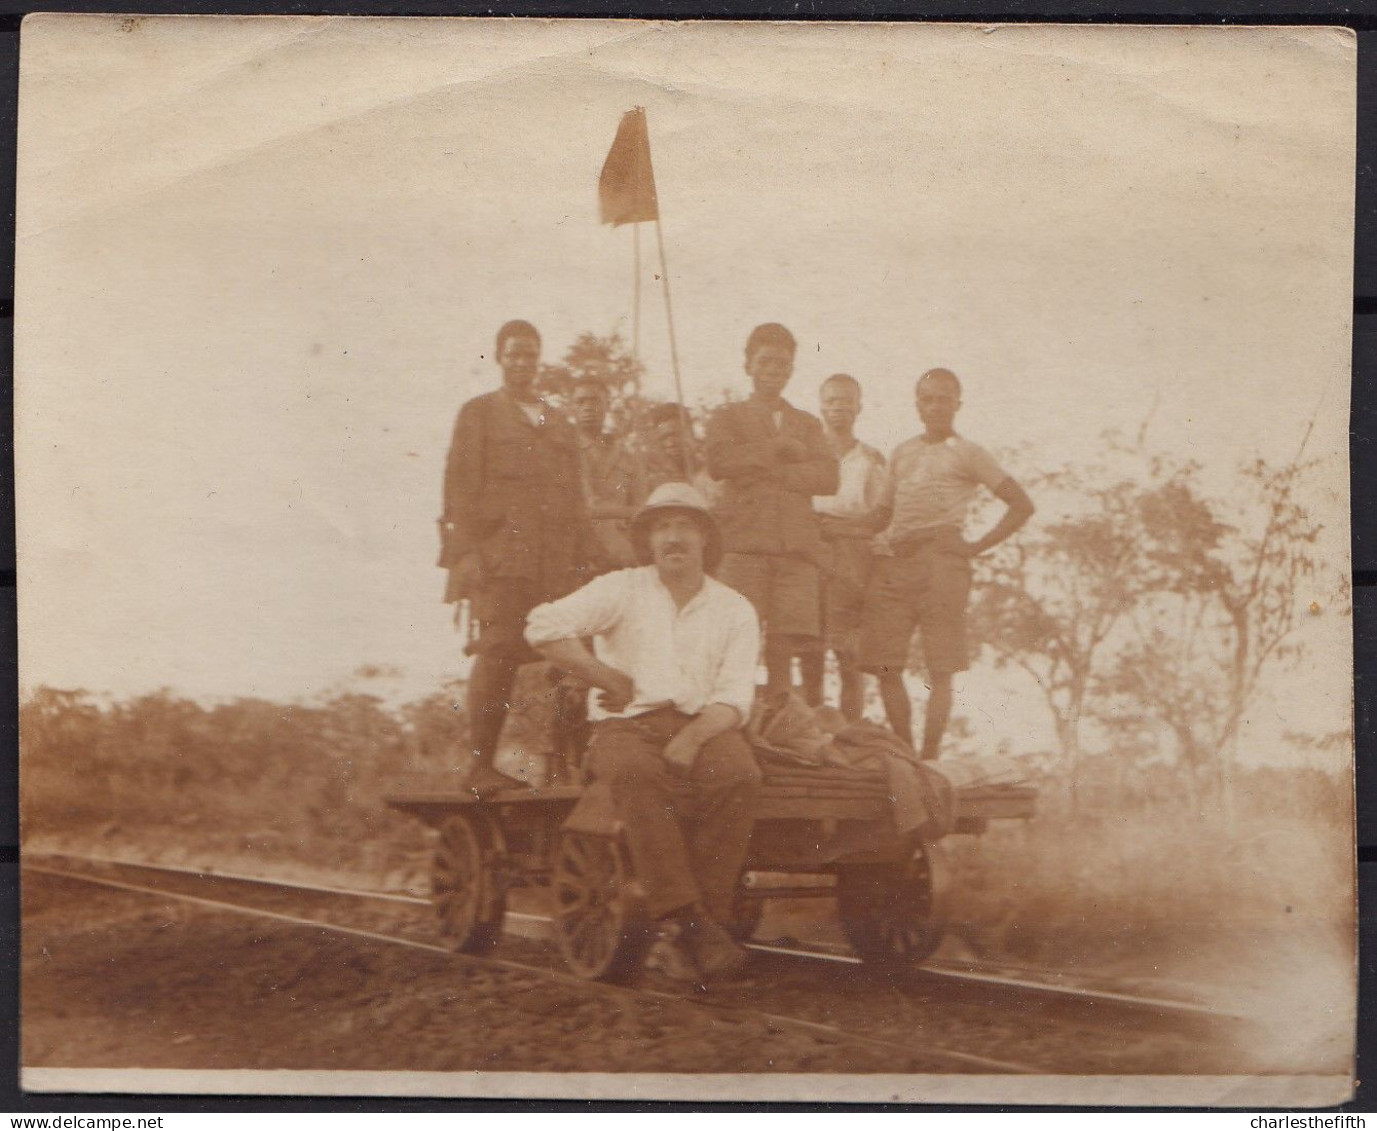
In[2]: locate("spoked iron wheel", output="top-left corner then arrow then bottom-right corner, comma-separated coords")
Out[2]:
432,813 -> 505,954
837,843 -> 950,970
551,833 -> 649,982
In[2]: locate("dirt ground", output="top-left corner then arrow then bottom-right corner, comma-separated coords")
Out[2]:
22,872 -> 962,1075
23,865 -> 1301,1082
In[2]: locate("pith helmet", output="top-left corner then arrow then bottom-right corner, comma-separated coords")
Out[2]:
629,482 -> 723,572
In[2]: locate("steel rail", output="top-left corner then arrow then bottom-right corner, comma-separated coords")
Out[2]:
28,851 -> 433,906
912,963 -> 1230,1018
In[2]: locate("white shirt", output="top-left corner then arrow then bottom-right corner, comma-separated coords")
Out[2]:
813,440 -> 886,523
524,566 -> 761,724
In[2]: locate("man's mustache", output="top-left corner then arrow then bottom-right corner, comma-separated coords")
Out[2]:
657,543 -> 690,555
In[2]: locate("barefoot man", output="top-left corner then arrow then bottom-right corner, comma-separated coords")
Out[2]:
802,374 -> 888,720
438,320 -> 602,796
705,323 -> 838,698
859,368 -> 1034,759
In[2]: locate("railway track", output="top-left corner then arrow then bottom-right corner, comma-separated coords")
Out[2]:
24,852 -> 1255,1077
26,851 -> 1233,1024
26,855 -> 1043,1074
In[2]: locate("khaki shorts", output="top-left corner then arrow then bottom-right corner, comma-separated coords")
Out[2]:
718,552 -> 820,639
858,544 -> 972,676
811,535 -> 873,656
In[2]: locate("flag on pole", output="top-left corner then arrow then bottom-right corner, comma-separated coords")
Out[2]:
599,107 -> 659,227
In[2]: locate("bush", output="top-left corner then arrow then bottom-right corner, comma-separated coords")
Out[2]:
21,685 -> 469,881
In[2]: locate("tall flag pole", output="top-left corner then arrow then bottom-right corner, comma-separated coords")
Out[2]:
632,223 -> 642,359
599,107 -> 695,480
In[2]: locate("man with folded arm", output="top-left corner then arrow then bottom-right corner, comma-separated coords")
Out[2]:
525,482 -> 762,982
705,322 -> 838,698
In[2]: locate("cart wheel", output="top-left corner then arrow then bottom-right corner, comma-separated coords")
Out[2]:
432,814 -> 505,954
726,880 -> 764,942
837,843 -> 950,969
551,833 -> 649,982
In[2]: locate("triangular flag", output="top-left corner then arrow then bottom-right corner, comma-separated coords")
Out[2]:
599,108 -> 659,227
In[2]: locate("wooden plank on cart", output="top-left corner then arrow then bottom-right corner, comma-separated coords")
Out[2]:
760,768 -> 886,785
755,778 -> 1034,826
755,796 -> 886,821
954,786 -> 1037,821
385,780 -> 583,812
758,785 -> 889,800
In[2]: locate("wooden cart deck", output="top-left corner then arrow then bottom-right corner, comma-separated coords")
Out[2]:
385,764 -> 1036,831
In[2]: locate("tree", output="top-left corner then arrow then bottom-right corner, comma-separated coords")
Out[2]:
536,329 -> 728,439
967,437 -> 1186,804
1103,455 -> 1332,810
400,682 -> 470,768
535,331 -> 651,437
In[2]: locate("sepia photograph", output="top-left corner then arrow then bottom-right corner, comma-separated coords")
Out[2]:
14,15 -> 1357,1104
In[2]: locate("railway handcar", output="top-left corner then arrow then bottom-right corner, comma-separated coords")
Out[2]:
386,753 -> 1034,983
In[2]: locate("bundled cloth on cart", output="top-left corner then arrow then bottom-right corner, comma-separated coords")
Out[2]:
746,694 -> 1031,842
744,694 -> 948,841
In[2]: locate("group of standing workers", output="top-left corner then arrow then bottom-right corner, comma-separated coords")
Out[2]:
438,317 -> 1033,799
438,316 -> 1033,983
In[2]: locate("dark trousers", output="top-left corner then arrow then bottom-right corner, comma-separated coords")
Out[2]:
587,709 -> 763,922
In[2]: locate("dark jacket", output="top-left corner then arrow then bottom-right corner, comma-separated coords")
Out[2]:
705,396 -> 839,559
439,389 -> 600,602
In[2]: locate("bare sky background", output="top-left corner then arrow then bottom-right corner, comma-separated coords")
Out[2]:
16,17 -> 1355,758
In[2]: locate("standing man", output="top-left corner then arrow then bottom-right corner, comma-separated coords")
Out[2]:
643,402 -> 720,506
438,319 -> 603,797
572,377 -> 646,570
525,483 -> 762,982
705,324 -> 838,698
801,374 -> 887,720
859,368 -> 1034,759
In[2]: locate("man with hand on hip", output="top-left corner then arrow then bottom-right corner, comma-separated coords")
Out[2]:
525,482 -> 763,982
859,368 -> 1034,759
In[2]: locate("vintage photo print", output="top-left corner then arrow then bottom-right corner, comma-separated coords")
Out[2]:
15,15 -> 1357,1105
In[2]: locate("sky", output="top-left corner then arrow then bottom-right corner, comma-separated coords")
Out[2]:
15,18 -> 1356,756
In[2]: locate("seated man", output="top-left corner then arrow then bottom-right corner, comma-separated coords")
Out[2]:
525,482 -> 762,982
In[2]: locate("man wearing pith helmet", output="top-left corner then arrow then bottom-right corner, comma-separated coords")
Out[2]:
704,322 -> 839,699
525,482 -> 762,983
